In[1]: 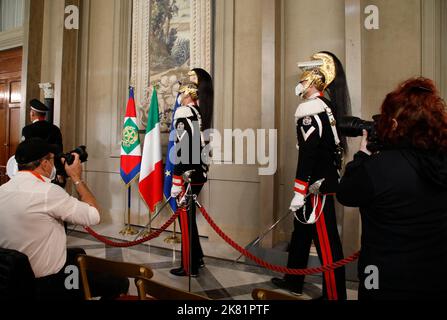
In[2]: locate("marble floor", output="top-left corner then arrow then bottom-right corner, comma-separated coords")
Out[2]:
66,224 -> 359,300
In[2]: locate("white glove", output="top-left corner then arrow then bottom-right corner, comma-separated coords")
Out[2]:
289,193 -> 305,212
171,175 -> 184,198
171,184 -> 184,198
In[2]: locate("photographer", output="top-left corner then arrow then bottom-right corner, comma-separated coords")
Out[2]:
337,77 -> 447,300
0,138 -> 129,300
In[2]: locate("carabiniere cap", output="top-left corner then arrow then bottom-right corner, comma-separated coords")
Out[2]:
29,99 -> 49,113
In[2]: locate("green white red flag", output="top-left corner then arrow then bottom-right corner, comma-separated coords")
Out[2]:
138,88 -> 163,212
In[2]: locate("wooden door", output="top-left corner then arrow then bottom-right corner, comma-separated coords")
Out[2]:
0,47 -> 22,185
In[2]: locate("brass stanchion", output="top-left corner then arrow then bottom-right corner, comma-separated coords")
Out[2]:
133,197 -> 173,241
164,219 -> 181,244
139,210 -> 152,238
120,186 -> 138,236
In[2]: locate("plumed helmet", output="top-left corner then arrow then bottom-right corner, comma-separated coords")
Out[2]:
178,81 -> 199,101
188,68 -> 214,131
296,51 -> 352,151
297,52 -> 336,91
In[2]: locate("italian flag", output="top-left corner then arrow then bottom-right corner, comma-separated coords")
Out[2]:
138,88 -> 163,212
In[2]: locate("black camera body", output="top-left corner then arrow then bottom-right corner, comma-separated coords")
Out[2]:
339,115 -> 382,152
55,146 -> 88,177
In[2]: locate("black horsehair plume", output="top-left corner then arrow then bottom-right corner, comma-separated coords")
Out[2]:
320,51 -> 352,152
191,68 -> 214,132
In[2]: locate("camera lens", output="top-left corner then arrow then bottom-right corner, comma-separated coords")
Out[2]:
339,117 -> 367,137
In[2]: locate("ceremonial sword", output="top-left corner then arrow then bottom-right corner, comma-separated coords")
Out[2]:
133,196 -> 173,241
234,179 -> 325,263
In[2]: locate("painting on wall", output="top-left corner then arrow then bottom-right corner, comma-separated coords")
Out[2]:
149,0 -> 192,133
130,0 -> 213,135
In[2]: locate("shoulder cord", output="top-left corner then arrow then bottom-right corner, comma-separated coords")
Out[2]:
323,104 -> 341,147
294,194 -> 327,225
320,100 -> 344,177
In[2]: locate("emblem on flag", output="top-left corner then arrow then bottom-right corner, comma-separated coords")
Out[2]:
120,87 -> 142,185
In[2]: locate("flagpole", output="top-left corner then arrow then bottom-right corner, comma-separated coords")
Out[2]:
163,94 -> 181,245
164,197 -> 181,245
140,207 -> 152,238
120,185 -> 138,236
149,206 -> 152,233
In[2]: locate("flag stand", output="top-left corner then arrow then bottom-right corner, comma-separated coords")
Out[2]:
140,209 -> 152,238
164,219 -> 181,244
120,86 -> 140,236
120,185 -> 138,236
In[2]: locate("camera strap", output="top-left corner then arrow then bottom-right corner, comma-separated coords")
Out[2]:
24,171 -> 45,182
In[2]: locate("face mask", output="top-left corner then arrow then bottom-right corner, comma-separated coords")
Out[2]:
295,83 -> 305,98
6,156 -> 18,178
49,165 -> 57,180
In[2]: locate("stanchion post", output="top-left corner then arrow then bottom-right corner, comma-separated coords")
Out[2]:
165,218 -> 181,244
149,209 -> 152,233
139,208 -> 152,238
120,185 -> 138,236
187,182 -> 193,293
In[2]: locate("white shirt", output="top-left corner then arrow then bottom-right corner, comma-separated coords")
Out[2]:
0,171 -> 100,277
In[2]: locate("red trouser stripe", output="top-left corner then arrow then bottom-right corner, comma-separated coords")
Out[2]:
319,208 -> 338,300
179,208 -> 190,275
314,195 -> 338,300
314,196 -> 333,300
315,196 -> 338,300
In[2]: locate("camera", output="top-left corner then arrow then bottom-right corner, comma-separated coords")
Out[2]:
55,146 -> 89,177
339,115 -> 382,152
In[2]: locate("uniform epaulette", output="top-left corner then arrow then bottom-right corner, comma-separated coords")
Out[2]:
295,98 -> 326,120
174,106 -> 195,120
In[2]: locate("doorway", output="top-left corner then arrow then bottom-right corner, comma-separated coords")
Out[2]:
0,46 -> 22,185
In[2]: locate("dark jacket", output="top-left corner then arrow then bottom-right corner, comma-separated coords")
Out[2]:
295,97 -> 340,194
173,104 -> 208,184
337,148 -> 447,300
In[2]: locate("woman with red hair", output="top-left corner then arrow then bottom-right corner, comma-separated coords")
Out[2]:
337,77 -> 447,300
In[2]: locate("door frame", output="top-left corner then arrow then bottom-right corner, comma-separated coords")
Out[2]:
0,47 -> 23,185
422,0 -> 446,99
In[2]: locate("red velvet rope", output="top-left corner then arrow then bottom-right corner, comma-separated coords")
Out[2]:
198,206 -> 360,275
82,203 -> 359,275
83,211 -> 180,248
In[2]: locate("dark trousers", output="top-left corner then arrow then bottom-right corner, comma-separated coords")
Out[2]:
285,195 -> 347,300
35,248 -> 129,300
178,184 -> 204,273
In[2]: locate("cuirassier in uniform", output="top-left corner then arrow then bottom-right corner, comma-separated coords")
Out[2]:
271,52 -> 351,300
170,80 -> 213,277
